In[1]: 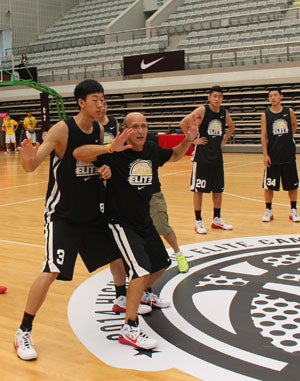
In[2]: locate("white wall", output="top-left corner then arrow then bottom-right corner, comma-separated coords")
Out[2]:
0,0 -> 79,52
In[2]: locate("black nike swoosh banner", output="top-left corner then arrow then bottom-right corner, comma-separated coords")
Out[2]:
123,50 -> 185,76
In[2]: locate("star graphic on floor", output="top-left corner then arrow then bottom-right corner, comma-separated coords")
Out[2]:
134,348 -> 161,357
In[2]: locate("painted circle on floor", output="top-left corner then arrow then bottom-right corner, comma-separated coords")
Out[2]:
68,235 -> 300,381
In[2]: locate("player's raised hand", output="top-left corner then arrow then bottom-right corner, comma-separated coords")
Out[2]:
18,138 -> 40,159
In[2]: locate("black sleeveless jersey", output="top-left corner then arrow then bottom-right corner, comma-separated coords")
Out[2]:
103,116 -> 118,144
265,106 -> 295,164
96,141 -> 172,231
193,104 -> 226,164
44,117 -> 104,224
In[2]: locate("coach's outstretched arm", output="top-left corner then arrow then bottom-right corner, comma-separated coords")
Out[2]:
169,114 -> 198,162
73,128 -> 132,161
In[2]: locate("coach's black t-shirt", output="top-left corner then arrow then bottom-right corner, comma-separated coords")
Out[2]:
96,141 -> 172,230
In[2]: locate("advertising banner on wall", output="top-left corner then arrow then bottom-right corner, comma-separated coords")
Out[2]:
123,50 -> 185,76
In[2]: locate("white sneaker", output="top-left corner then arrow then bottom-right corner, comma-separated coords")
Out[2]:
211,217 -> 233,230
14,329 -> 38,360
15,150 -> 19,154
289,208 -> 300,222
262,209 -> 273,222
141,291 -> 171,308
119,322 -> 158,350
194,220 -> 207,234
112,295 -> 152,315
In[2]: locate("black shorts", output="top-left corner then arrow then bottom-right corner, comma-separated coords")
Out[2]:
262,161 -> 299,191
190,161 -> 224,193
42,217 -> 120,281
108,222 -> 171,281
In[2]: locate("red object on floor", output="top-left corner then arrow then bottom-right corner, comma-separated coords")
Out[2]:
0,285 -> 7,294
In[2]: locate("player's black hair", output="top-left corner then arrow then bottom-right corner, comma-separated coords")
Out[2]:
268,87 -> 283,95
74,79 -> 104,105
209,85 -> 223,94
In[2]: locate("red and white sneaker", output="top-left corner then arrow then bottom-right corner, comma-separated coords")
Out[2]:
289,208 -> 300,222
262,209 -> 274,222
112,295 -> 152,315
0,285 -> 7,294
14,329 -> 38,360
141,291 -> 171,308
119,322 -> 158,350
211,217 -> 233,230
194,220 -> 207,234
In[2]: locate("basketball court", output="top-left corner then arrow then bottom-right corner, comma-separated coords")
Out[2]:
1,152 -> 299,381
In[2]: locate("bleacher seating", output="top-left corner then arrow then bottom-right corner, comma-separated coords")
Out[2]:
14,0 -> 300,83
30,0 -> 135,46
1,83 -> 300,150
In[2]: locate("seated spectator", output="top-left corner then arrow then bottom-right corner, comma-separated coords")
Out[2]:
19,53 -> 28,67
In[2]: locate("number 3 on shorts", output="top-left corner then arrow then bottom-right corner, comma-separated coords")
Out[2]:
56,249 -> 65,265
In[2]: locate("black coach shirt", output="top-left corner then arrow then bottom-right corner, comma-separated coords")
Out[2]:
96,141 -> 172,230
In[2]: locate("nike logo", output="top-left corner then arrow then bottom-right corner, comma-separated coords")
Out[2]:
140,57 -> 165,70
95,139 -> 99,143
84,177 -> 91,181
138,186 -> 145,190
109,127 -> 115,130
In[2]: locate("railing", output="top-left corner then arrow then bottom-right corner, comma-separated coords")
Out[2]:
185,40 -> 300,68
34,38 -> 300,83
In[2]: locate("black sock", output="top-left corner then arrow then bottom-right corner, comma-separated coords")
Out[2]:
214,208 -> 221,218
266,203 -> 272,210
291,201 -> 297,210
195,210 -> 201,220
127,317 -> 139,327
115,284 -> 126,299
20,312 -> 35,332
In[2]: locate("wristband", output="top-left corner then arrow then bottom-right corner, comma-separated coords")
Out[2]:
185,135 -> 194,142
106,144 -> 113,153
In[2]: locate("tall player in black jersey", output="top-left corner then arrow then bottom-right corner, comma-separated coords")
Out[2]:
14,80 -> 132,361
73,112 -> 198,350
261,87 -> 300,222
180,85 -> 235,235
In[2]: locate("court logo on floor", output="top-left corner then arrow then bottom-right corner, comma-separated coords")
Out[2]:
68,235 -> 300,381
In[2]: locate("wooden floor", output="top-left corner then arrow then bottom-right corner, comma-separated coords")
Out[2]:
0,151 -> 299,381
